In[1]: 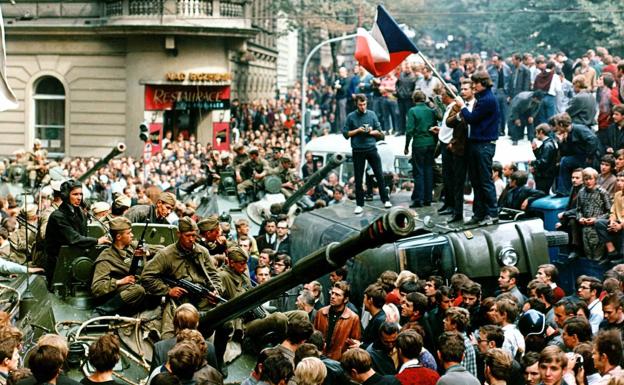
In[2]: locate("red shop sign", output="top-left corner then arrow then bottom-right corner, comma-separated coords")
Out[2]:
144,85 -> 231,111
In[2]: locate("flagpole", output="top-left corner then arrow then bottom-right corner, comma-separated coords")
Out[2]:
416,52 -> 458,99
300,33 -> 357,172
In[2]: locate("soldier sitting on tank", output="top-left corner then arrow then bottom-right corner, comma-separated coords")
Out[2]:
498,171 -> 546,218
197,216 -> 228,264
90,217 -> 147,316
124,192 -> 175,225
271,156 -> 301,198
8,203 -> 39,265
268,146 -> 284,169
26,140 -> 50,189
45,179 -> 111,285
141,217 -> 222,339
236,148 -> 269,206
232,144 -> 248,171
214,246 -> 253,371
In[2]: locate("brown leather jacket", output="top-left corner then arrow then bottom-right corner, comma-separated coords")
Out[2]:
314,305 -> 361,361
446,102 -> 468,156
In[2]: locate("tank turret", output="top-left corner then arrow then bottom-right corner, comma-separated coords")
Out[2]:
77,143 -> 126,183
201,207 -> 415,328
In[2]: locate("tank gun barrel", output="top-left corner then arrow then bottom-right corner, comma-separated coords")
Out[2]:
201,207 -> 415,328
272,154 -> 345,215
77,143 -> 126,183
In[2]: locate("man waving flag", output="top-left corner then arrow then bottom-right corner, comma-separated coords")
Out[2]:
354,5 -> 419,78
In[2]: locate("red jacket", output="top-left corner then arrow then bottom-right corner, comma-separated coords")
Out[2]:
314,305 -> 361,361
395,365 -> 440,385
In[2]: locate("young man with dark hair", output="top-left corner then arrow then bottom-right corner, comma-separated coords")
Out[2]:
394,330 -> 439,385
314,281 -> 361,361
342,94 -> 392,214
562,317 -> 592,351
340,348 -> 400,385
522,352 -> 541,385
81,334 -> 121,385
360,283 -> 387,349
535,264 -> 565,302
436,332 -> 480,385
599,292 -> 624,332
263,354 -> 294,385
28,345 -> 64,385
592,329 -> 623,382
577,276 -> 604,334
498,266 -> 527,305
366,322 -> 400,375
272,318 -> 313,364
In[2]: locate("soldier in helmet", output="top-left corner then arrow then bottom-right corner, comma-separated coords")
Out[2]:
236,148 -> 269,206
124,192 -> 175,224
8,203 -> 39,264
45,180 -> 111,284
141,217 -> 223,339
91,217 -> 147,315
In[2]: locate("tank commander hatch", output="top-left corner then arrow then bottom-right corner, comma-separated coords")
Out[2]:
124,191 -> 176,225
91,216 -> 146,316
141,217 -> 223,339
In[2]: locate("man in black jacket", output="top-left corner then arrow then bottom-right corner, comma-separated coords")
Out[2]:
45,179 -> 110,285
530,123 -> 558,194
498,171 -> 546,215
508,91 -> 542,144
554,112 -> 600,195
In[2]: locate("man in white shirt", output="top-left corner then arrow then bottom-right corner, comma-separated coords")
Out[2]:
577,276 -> 604,334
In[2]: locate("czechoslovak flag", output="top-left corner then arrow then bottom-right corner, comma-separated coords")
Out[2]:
355,5 -> 419,78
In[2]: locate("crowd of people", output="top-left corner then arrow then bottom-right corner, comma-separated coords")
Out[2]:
0,43 -> 622,385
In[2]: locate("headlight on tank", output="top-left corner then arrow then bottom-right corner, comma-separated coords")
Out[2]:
498,246 -> 518,266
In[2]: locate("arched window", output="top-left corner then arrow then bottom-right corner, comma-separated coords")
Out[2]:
33,76 -> 65,154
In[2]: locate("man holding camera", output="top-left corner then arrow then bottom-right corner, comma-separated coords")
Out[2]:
342,94 -> 392,214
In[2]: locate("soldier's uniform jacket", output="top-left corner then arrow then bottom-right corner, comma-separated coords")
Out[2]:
199,239 -> 227,256
271,164 -> 300,187
39,202 -> 60,240
232,153 -> 248,170
141,242 -> 223,297
238,157 -> 269,180
91,244 -> 135,298
124,204 -> 169,225
218,265 -> 251,300
8,224 -> 37,264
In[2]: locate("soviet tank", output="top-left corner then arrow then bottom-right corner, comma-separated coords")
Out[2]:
0,207 -> 415,385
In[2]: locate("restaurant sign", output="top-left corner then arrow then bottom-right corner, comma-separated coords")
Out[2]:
145,85 -> 231,111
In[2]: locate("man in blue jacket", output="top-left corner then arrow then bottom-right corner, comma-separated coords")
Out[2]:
454,71 -> 500,225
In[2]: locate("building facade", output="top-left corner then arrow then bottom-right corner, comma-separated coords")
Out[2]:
1,0 -> 277,157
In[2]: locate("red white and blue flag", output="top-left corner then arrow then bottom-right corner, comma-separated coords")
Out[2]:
354,5 -> 419,77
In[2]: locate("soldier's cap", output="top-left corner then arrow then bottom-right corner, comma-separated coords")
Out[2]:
280,155 -> 292,163
91,201 -> 110,214
178,216 -> 198,232
249,147 -> 259,156
33,139 -> 42,147
158,192 -> 176,207
109,216 -> 132,232
20,203 -> 37,219
220,151 -> 230,160
197,216 -> 220,232
228,246 -> 248,262
233,144 -> 245,152
50,180 -> 63,192
113,194 -> 132,209
272,146 -> 283,152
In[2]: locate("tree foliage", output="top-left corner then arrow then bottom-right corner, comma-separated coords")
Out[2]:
383,0 -> 624,58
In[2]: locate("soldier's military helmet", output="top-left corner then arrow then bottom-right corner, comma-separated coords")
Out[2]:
249,148 -> 259,156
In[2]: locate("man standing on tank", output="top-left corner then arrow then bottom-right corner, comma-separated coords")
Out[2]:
454,71 -> 500,225
343,94 -> 392,214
